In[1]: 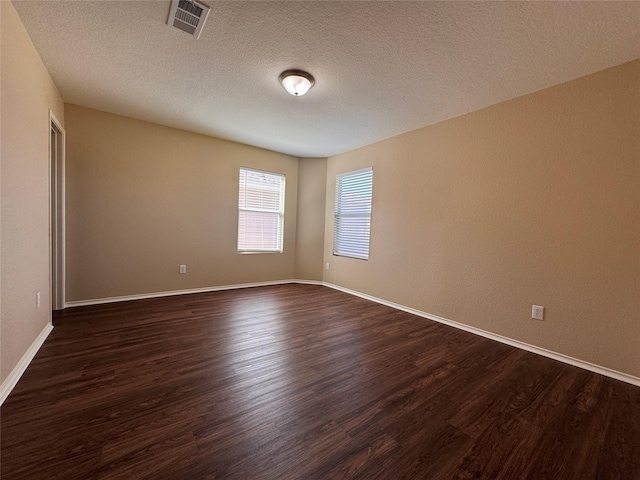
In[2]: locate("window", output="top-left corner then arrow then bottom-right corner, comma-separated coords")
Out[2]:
238,167 -> 285,253
334,167 -> 373,260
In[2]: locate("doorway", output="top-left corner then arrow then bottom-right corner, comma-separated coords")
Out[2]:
50,112 -> 65,310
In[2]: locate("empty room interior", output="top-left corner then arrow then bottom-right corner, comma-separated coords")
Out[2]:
1,1 -> 639,479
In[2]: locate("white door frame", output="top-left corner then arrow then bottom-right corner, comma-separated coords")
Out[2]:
50,111 -> 66,310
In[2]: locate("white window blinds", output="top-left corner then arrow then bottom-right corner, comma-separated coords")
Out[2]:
334,168 -> 373,260
238,167 -> 285,253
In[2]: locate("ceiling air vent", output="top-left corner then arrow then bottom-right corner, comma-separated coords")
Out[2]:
167,0 -> 210,39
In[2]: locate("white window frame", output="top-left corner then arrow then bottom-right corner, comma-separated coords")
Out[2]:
237,167 -> 285,253
334,167 -> 373,260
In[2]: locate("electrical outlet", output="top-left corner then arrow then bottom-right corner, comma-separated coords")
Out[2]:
532,305 -> 544,320
325,262 -> 330,270
179,265 -> 187,274
36,291 -> 41,309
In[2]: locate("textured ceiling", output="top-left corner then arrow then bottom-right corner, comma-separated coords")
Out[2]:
13,1 -> 640,158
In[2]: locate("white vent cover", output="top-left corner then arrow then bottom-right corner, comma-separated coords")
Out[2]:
167,0 -> 210,39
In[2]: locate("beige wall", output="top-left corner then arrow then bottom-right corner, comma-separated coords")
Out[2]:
295,158 -> 327,281
64,105 -> 301,302
324,60 -> 640,378
1,1 -> 65,383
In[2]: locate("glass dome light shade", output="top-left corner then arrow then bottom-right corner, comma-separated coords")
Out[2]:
279,70 -> 315,96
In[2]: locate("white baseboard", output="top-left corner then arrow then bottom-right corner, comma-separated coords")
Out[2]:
291,279 -> 323,286
323,282 -> 640,388
62,279 -> 639,387
0,323 -> 54,406
64,280 -> 303,308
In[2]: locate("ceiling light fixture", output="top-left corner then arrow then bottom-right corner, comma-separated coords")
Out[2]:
279,70 -> 315,96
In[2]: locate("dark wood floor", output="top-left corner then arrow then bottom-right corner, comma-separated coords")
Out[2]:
1,284 -> 639,479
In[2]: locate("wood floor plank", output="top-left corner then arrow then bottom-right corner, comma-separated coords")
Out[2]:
1,284 -> 639,479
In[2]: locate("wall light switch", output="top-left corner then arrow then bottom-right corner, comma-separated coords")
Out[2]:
325,262 -> 330,270
36,291 -> 41,309
179,265 -> 187,274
